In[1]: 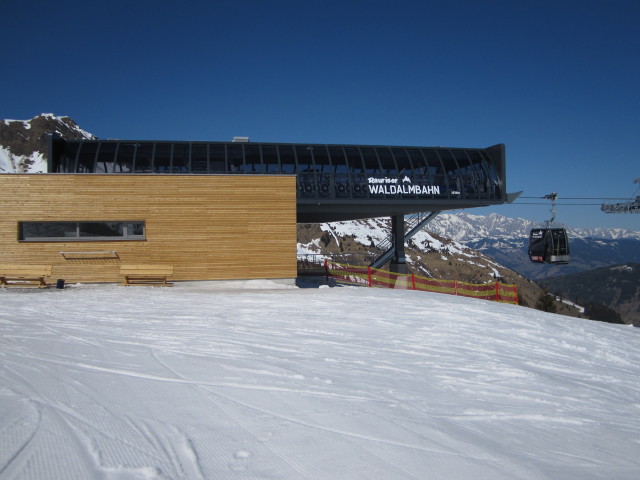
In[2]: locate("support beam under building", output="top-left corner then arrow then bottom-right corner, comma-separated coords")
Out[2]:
370,211 -> 440,271
389,215 -> 408,274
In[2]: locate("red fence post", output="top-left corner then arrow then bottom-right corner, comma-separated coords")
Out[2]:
324,259 -> 329,283
367,266 -> 373,287
411,274 -> 416,290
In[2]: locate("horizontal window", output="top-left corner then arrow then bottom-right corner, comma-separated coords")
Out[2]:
19,221 -> 146,242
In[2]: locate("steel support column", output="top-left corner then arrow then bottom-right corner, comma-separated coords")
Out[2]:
389,215 -> 408,274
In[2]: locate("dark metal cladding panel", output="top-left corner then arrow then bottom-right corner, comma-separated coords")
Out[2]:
46,136 -> 507,222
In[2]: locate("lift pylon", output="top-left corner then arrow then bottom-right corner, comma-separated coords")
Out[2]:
601,178 -> 640,214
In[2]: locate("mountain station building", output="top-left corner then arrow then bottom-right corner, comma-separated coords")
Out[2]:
0,137 -> 513,285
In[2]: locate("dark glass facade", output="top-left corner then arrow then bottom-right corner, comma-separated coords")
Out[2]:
48,136 -> 507,222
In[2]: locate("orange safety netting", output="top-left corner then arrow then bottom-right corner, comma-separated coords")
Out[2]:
324,260 -> 518,305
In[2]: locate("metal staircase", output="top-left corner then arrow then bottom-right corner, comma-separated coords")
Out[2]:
370,211 -> 440,269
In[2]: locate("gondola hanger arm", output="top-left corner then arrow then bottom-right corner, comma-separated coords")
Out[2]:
543,192 -> 558,225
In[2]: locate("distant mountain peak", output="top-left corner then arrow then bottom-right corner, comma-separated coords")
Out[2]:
427,212 -> 640,281
0,114 -> 96,173
430,212 -> 640,242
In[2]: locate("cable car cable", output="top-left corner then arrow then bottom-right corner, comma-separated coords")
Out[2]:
511,202 -> 606,206
520,196 -> 629,200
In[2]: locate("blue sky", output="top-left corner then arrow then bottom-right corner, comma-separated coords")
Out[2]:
4,0 -> 639,230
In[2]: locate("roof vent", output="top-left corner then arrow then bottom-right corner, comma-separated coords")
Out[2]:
232,136 -> 250,143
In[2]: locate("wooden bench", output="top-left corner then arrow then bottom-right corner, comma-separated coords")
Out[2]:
120,265 -> 174,286
0,264 -> 52,288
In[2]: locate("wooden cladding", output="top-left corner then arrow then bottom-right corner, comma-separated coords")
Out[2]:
0,174 -> 297,283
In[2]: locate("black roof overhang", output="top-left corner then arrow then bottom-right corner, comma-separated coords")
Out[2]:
297,198 -> 503,223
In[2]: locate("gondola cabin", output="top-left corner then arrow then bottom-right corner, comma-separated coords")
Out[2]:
528,227 -> 570,264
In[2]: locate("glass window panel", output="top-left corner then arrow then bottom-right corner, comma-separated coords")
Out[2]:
438,149 -> 459,173
133,144 -> 152,172
391,148 -> 412,174
60,142 -> 80,172
359,147 -> 380,174
21,222 -> 77,239
227,144 -> 244,172
344,147 -> 364,173
452,151 -> 475,196
154,144 -> 172,173
421,149 -> 447,193
77,143 -> 98,172
480,152 -> 500,198
328,147 -> 347,174
423,149 -> 444,175
376,148 -> 397,174
466,150 -> 484,167
295,146 -> 316,172
465,150 -> 488,182
261,145 -> 280,173
209,144 -> 226,173
486,157 -> 499,183
295,146 -> 316,196
244,145 -> 263,173
126,222 -> 145,236
172,144 -> 189,172
406,148 -> 426,174
278,145 -> 296,174
95,143 -> 118,172
190,144 -> 208,173
117,143 -> 136,172
79,222 -> 123,237
311,146 -> 332,196
437,150 -> 462,195
452,149 -> 471,167
309,146 -> 331,173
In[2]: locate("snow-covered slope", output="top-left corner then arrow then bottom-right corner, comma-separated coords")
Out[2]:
2,282 -> 639,479
297,218 -> 525,285
296,218 -> 581,313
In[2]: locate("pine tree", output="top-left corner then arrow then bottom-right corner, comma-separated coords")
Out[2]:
535,290 -> 557,313
584,303 -> 624,324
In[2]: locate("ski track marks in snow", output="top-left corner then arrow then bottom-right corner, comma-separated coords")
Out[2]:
1,282 -> 640,479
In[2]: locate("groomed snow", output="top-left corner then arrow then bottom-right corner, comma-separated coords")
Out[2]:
1,281 -> 639,479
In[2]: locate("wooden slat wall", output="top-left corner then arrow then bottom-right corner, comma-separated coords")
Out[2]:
0,174 -> 297,283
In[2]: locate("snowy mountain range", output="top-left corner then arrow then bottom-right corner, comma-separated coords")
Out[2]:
427,212 -> 640,280
429,212 -> 640,243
